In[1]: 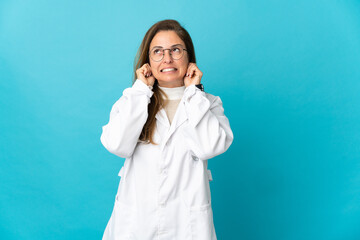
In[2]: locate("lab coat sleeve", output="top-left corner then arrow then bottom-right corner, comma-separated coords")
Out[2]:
100,79 -> 153,158
182,84 -> 234,160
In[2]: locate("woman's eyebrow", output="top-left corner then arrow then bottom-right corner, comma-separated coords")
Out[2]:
151,44 -> 184,49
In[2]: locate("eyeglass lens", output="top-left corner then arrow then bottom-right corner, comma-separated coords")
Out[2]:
150,47 -> 185,61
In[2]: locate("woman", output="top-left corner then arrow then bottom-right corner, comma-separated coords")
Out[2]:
101,19 -> 233,240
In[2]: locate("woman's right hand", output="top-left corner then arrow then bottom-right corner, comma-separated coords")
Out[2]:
136,63 -> 155,87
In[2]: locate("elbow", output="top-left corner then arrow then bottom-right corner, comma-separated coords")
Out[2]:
100,132 -> 134,158
196,130 -> 234,160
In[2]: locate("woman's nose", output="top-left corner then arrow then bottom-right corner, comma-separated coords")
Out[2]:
163,50 -> 173,63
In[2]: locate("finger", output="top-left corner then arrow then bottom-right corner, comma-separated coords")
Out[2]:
191,65 -> 201,78
189,63 -> 198,70
145,65 -> 151,77
189,68 -> 197,78
145,64 -> 152,77
137,68 -> 145,78
186,66 -> 195,77
141,67 -> 146,77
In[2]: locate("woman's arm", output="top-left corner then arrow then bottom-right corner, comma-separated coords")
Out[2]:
100,79 -> 153,158
182,85 -> 234,160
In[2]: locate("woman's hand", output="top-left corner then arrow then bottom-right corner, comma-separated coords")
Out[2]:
184,62 -> 202,87
136,63 -> 155,87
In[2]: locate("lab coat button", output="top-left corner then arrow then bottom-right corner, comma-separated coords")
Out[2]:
159,167 -> 166,174
159,202 -> 166,208
192,155 -> 199,161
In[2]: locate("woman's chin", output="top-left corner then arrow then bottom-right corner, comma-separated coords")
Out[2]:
157,78 -> 184,87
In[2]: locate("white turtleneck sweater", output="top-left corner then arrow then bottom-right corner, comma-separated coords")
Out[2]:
158,85 -> 185,125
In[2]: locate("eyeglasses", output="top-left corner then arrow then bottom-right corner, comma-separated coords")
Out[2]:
149,46 -> 187,62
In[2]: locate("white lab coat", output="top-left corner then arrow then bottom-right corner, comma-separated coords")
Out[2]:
101,79 -> 233,240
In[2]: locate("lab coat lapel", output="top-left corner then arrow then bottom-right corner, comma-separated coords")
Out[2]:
164,99 -> 187,144
155,108 -> 170,128
156,98 -> 188,147
167,99 -> 187,139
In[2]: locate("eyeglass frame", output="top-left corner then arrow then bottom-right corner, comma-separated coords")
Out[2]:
149,45 -> 188,62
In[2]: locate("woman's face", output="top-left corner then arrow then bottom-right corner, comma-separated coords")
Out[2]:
149,30 -> 189,88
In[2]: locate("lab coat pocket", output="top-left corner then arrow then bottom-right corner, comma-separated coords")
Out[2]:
103,159 -> 136,240
118,166 -> 124,178
181,195 -> 216,240
118,157 -> 131,182
103,196 -> 136,240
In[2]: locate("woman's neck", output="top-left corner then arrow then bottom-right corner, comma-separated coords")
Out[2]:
158,85 -> 185,100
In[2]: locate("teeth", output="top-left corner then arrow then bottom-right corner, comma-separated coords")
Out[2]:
162,68 -> 176,72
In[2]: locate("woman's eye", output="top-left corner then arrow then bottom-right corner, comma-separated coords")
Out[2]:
172,47 -> 180,53
154,49 -> 162,54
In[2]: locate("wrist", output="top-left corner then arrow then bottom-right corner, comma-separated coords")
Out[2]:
136,79 -> 153,91
185,81 -> 201,88
195,83 -> 204,91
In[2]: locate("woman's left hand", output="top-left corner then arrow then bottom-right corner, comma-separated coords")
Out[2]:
184,62 -> 203,87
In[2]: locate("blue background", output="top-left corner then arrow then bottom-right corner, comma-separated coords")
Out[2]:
1,0 -> 360,239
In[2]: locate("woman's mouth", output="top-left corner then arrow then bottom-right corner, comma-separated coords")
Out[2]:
160,68 -> 177,73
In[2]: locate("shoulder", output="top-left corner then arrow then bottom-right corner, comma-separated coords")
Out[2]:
204,92 -> 223,106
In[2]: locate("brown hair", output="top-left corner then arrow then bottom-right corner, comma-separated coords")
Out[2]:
133,19 -> 196,144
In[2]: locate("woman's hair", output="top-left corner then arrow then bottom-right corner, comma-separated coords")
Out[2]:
133,19 -> 196,144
